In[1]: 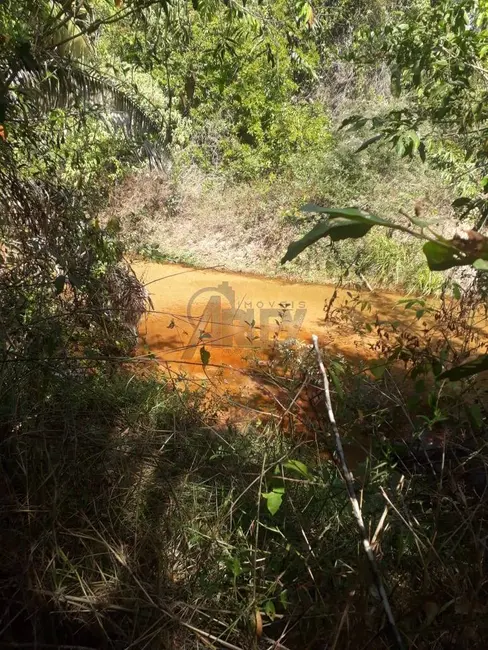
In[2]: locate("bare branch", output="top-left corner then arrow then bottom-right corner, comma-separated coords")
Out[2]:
311,334 -> 405,650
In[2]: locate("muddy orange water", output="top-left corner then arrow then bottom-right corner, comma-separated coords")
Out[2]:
134,262 -> 423,422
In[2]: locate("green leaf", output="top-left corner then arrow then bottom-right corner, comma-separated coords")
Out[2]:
406,129 -> 420,152
323,218 -> 373,238
395,136 -> 406,157
329,367 -> 344,400
452,283 -> 461,299
200,346 -> 210,367
281,220 -> 331,262
370,362 -> 386,379
282,209 -> 391,263
355,134 -> 382,153
452,197 -> 472,208
439,355 -> 488,381
283,459 -> 310,478
422,241 -> 465,271
418,141 -> 427,163
340,114 -> 364,130
300,206 -> 391,225
53,275 -> 66,294
279,589 -> 289,608
347,116 -> 368,131
262,490 -> 284,515
282,219 -> 371,263
264,600 -> 276,620
225,556 -> 242,577
473,258 -> 488,271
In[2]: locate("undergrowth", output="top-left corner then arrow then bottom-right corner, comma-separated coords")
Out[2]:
2,276 -> 488,649
4,3 -> 488,649
110,134 -> 458,295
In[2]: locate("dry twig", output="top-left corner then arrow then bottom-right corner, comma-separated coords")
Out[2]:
311,334 -> 404,650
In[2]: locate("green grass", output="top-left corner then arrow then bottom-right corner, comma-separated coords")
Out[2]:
137,241 -> 197,265
3,325 -> 488,649
358,234 -> 445,294
285,232 -> 445,295
114,129 -> 457,295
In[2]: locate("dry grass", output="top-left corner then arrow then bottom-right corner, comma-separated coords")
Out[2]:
107,135 -> 462,293
2,323 -> 488,649
107,165 -> 296,274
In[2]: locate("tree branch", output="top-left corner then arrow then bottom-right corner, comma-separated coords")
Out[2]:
311,334 -> 405,650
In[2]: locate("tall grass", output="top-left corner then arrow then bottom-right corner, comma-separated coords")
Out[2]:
285,232 -> 445,295
3,290 -> 488,649
110,133 -> 458,295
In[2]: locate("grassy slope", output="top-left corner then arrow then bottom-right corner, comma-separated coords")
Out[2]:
109,133 -> 459,295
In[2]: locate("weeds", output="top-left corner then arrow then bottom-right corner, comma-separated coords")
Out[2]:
137,242 -> 197,266
2,313 -> 488,649
110,135 -> 458,294
2,196 -> 488,648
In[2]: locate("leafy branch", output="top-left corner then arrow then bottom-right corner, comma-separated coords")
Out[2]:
282,204 -> 488,270
283,205 -> 488,379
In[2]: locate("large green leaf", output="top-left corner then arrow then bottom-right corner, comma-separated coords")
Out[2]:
473,258 -> 488,271
439,355 -> 488,381
422,241 -> 467,271
300,206 -> 391,226
282,208 -> 391,264
283,459 -> 310,478
281,219 -> 371,263
326,218 -> 374,240
281,220 -> 329,263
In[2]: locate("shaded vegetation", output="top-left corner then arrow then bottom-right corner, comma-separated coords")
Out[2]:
1,1 -> 488,649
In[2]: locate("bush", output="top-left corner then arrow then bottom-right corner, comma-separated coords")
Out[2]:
2,245 -> 487,649
189,95 -> 331,180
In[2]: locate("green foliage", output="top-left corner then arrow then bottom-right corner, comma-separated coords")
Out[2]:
282,201 -> 488,376
282,203 -> 488,271
351,0 -> 488,221
2,3 -> 488,647
282,206 -> 391,263
98,0 -> 330,178
262,486 -> 284,515
185,5 -> 328,178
